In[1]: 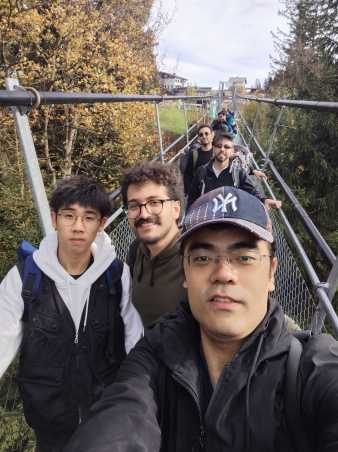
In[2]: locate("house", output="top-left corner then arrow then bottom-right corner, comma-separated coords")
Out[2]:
194,86 -> 212,96
227,77 -> 247,94
159,72 -> 188,93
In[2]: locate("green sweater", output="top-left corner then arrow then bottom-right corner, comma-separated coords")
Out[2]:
127,236 -> 187,327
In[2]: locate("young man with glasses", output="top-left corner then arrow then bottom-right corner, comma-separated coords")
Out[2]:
0,175 -> 142,452
121,161 -> 186,326
64,186 -> 338,452
187,131 -> 282,209
180,124 -> 214,195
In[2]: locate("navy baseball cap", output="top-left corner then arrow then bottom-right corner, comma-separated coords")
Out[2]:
180,187 -> 273,243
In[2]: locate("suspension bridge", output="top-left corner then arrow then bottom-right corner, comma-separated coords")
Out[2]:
0,77 -> 337,450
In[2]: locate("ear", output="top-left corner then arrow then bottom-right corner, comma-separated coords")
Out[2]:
172,200 -> 181,221
182,256 -> 188,288
98,216 -> 107,232
51,211 -> 57,230
268,257 -> 278,292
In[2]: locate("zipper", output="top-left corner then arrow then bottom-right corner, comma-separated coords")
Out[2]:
172,373 -> 205,451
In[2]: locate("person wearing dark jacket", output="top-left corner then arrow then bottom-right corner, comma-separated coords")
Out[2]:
211,110 -> 231,133
121,161 -> 187,326
64,186 -> 338,452
181,124 -> 214,195
187,131 -> 282,209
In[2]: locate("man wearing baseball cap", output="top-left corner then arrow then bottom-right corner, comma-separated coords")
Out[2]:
65,187 -> 338,452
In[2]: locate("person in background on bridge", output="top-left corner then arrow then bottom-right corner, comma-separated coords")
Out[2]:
187,131 -> 282,209
121,161 -> 187,327
211,109 -> 233,135
0,175 -> 143,452
226,108 -> 238,135
180,124 -> 214,195
64,186 -> 338,452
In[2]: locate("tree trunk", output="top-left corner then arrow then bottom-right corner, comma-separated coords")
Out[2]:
63,106 -> 78,176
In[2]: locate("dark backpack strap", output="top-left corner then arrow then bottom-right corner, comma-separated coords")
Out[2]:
18,254 -> 41,322
285,334 -> 311,452
192,148 -> 199,171
199,165 -> 208,197
105,258 -> 123,299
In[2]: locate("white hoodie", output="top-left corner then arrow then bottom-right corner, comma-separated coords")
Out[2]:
0,231 -> 143,378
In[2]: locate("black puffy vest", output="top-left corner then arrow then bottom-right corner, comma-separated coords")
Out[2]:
17,268 -> 126,436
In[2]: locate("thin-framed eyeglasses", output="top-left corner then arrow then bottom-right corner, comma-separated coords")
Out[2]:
214,143 -> 233,150
184,250 -> 272,270
57,211 -> 101,227
125,199 -> 175,219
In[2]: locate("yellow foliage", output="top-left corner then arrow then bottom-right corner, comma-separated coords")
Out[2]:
0,0 -> 159,189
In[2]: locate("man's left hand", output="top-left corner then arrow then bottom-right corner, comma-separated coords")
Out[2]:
264,198 -> 282,210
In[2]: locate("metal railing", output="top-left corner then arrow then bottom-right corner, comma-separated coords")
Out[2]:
235,93 -> 338,335
237,94 -> 338,113
2,77 -> 212,234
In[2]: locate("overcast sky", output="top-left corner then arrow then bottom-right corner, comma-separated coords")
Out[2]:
150,0 -> 289,89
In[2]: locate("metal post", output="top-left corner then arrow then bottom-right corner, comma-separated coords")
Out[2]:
312,256 -> 338,334
154,102 -> 164,163
183,102 -> 189,144
5,78 -> 53,235
263,106 -> 284,168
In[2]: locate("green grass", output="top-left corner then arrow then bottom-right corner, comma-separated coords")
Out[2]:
159,104 -> 187,135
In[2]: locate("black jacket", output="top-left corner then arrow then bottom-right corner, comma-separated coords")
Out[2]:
17,269 -> 126,439
187,159 -> 265,208
64,301 -> 338,452
182,145 -> 213,195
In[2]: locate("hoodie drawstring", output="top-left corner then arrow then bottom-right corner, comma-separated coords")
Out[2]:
83,294 -> 90,333
72,287 -> 90,344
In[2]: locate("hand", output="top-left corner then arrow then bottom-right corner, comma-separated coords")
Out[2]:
264,198 -> 282,210
253,169 -> 267,180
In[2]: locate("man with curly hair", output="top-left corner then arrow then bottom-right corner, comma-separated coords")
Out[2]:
121,161 -> 186,326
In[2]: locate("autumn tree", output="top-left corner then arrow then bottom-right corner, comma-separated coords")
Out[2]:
0,0 -> 159,189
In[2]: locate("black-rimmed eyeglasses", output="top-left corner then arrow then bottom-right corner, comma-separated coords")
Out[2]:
125,199 -> 175,219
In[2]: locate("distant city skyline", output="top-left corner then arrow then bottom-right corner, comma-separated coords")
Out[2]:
150,0 -> 289,89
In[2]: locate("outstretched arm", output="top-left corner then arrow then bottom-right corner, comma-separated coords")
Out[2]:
64,339 -> 162,452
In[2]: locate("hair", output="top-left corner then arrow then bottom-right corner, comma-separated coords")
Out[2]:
197,124 -> 212,134
217,110 -> 226,116
212,131 -> 234,145
121,161 -> 184,206
49,175 -> 111,217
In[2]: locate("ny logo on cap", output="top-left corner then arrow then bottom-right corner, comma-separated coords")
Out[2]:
212,193 -> 238,215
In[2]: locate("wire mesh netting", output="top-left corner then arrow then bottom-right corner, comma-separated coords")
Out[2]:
270,209 -> 317,330
110,213 -> 135,262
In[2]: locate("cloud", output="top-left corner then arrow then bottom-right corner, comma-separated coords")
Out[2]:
151,0 -> 288,88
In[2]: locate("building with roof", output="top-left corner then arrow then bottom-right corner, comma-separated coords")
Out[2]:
159,71 -> 188,93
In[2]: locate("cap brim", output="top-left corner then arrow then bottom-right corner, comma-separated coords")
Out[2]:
179,218 -> 273,244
